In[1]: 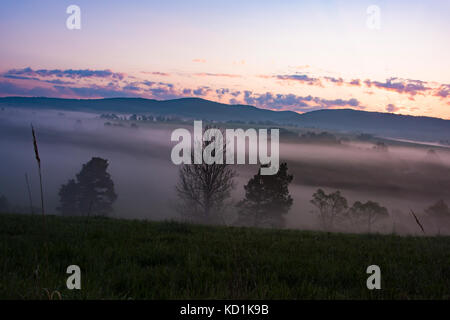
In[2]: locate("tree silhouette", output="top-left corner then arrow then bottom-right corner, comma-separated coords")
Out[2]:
425,200 -> 450,234
348,200 -> 389,232
0,195 -> 10,213
176,127 -> 235,224
311,189 -> 348,231
58,157 -> 117,216
425,200 -> 450,220
373,141 -> 388,152
237,163 -> 293,228
58,179 -> 80,215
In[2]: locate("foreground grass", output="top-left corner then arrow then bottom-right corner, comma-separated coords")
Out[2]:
0,213 -> 449,299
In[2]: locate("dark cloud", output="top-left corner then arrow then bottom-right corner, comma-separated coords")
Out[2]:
141,71 -> 171,76
193,86 -> 212,96
386,103 -> 400,113
0,81 -> 57,97
348,79 -> 361,86
324,76 -> 344,85
2,74 -> 74,85
273,73 -> 435,98
0,80 -> 141,99
242,91 -> 361,111
56,85 -> 141,98
434,84 -> 450,98
43,79 -> 74,85
276,74 -> 321,86
216,88 -> 229,95
364,77 -> 429,95
4,67 -> 126,80
144,87 -> 181,100
3,74 -> 40,81
123,83 -> 141,91
316,97 -> 359,107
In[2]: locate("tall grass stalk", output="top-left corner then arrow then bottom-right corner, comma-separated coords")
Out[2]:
31,124 -> 49,271
410,209 -> 426,235
25,173 -> 34,215
31,125 -> 45,222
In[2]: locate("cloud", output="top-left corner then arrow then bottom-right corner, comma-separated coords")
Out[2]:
58,85 -> 141,98
141,71 -> 171,76
0,81 -> 57,97
241,90 -> 362,111
4,67 -> 126,80
348,79 -> 361,86
434,84 -> 450,98
192,59 -> 207,63
3,74 -> 40,81
122,83 -> 141,91
324,76 -> 344,85
13,66 -> 439,115
317,97 -> 360,107
0,73 -> 365,113
364,77 -> 430,96
271,73 -> 438,98
276,74 -> 322,86
386,103 -> 400,113
192,86 -> 212,96
43,79 -> 75,85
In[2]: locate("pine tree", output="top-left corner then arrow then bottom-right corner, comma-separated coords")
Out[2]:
58,157 -> 117,216
237,163 -> 293,228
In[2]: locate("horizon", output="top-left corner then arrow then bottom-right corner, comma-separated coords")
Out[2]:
2,95 -> 449,120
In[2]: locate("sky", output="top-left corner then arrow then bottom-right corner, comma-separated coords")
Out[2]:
0,0 -> 449,118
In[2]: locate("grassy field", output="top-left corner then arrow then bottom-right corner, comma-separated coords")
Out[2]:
0,213 -> 449,300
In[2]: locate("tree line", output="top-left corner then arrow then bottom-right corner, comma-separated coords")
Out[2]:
4,123 -> 446,234
2,153 -> 448,233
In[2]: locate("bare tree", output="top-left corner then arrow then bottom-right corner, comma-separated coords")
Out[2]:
176,126 -> 235,224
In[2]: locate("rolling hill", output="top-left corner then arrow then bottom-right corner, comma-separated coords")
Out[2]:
1,96 -> 449,141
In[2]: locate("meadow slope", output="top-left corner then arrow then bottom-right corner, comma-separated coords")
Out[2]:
0,213 -> 449,299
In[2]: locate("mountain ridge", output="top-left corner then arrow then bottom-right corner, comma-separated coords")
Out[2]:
1,96 -> 449,141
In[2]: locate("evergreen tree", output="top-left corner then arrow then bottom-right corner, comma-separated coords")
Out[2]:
0,195 -> 10,213
58,157 -> 117,216
237,163 -> 293,228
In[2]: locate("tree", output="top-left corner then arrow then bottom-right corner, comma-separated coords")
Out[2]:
373,141 -> 388,152
176,127 -> 235,224
310,189 -> 348,231
425,200 -> 450,220
236,163 -> 293,228
0,195 -> 10,212
348,200 -> 389,232
58,179 -> 80,216
425,200 -> 450,234
58,157 -> 117,216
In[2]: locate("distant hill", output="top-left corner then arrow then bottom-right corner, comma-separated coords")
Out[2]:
1,96 -> 449,141
297,108 -> 450,142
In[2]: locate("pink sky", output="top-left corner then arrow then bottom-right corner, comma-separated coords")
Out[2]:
0,0 -> 449,118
